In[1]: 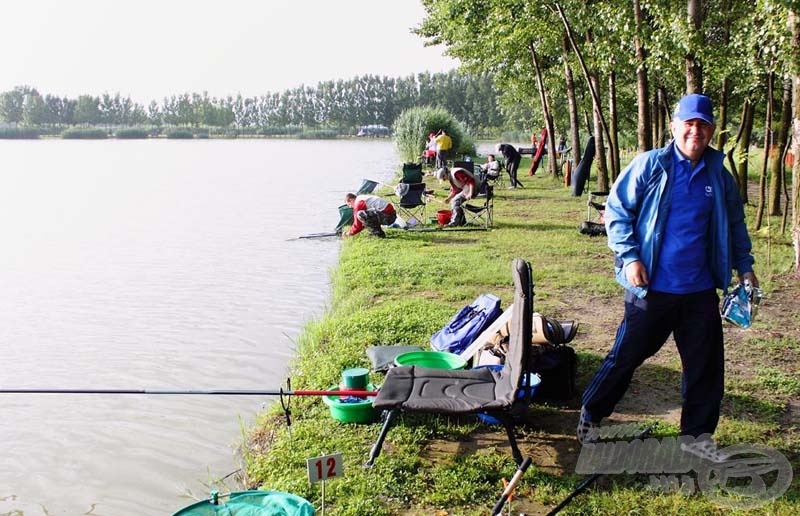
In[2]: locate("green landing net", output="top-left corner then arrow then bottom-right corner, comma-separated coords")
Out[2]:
173,490 -> 315,516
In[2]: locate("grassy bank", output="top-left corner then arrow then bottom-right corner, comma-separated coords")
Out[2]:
242,157 -> 798,515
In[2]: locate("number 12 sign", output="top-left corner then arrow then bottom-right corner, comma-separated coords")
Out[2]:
307,453 -> 343,483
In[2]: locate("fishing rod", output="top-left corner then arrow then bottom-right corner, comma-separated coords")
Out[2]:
0,388 -> 378,397
545,423 -> 656,515
0,379 -> 378,431
491,457 -> 532,516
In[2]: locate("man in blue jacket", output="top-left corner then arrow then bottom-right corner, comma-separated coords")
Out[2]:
577,94 -> 759,461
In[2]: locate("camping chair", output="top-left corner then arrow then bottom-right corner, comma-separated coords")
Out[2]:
366,258 -> 534,467
464,184 -> 493,229
579,190 -> 608,236
356,179 -> 379,195
402,162 -> 424,184
484,157 -> 505,188
394,182 -> 428,226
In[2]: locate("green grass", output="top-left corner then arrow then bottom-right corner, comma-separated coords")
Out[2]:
242,158 -> 798,514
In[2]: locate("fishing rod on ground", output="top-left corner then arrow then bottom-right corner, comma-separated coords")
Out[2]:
545,423 -> 656,516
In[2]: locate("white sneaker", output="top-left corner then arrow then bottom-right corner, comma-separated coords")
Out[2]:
680,437 -> 726,463
576,407 -> 598,444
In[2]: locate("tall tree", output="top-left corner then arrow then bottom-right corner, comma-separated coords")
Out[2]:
74,95 -> 101,125
685,0 -> 704,92
0,86 -> 29,125
22,90 -> 48,126
633,0 -> 652,151
790,8 -> 799,273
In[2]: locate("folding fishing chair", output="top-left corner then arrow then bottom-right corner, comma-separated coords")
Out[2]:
464,184 -> 493,229
401,162 -> 424,184
579,190 -> 608,236
394,182 -> 428,226
366,258 -> 534,467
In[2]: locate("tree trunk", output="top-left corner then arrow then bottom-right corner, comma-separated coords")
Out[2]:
717,78 -> 730,150
755,74 -> 773,230
633,0 -> 652,151
528,42 -> 558,176
715,1 -> 732,150
591,73 -> 610,193
790,10 -> 800,274
769,77 -> 791,216
608,70 -> 621,181
554,2 -> 613,187
654,86 -> 669,146
564,43 -> 582,161
685,0 -> 704,92
735,100 -> 755,204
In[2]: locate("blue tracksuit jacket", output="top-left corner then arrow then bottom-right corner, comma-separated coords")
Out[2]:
604,141 -> 754,299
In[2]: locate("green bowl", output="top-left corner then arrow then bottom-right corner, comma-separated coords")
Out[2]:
322,384 -> 378,424
394,350 -> 467,370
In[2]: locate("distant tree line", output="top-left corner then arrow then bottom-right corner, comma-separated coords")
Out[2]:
0,71 -> 505,135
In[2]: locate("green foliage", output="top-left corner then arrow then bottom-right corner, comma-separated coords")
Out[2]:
165,128 -> 194,139
296,129 -> 337,139
0,71 -> 502,135
393,106 -> 475,162
114,127 -> 150,139
209,127 -> 240,138
60,127 -> 108,139
0,127 -> 40,139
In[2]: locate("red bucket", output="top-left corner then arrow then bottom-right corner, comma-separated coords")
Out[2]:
437,209 -> 452,225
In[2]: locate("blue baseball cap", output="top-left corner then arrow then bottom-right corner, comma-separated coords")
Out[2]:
674,94 -> 714,124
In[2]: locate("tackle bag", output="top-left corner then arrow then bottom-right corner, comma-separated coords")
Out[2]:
529,343 -> 577,400
431,294 -> 502,356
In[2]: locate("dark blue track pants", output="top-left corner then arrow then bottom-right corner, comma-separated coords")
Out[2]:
581,289 -> 724,437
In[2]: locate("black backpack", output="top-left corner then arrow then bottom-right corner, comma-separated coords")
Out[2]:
529,343 -> 577,400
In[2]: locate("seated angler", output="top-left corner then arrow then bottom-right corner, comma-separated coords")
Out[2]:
436,166 -> 476,227
481,153 -> 502,180
342,193 -> 397,239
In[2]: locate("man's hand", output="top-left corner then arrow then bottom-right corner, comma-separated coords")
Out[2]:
740,271 -> 759,288
625,260 -> 649,288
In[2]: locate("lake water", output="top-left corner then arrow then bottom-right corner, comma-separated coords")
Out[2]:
0,138 -> 398,515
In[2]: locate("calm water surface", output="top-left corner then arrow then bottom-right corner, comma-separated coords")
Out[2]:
0,139 -> 397,514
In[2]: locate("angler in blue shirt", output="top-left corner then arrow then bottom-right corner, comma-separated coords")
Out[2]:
577,94 -> 759,462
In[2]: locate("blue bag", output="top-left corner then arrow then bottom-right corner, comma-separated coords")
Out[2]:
430,294 -> 502,355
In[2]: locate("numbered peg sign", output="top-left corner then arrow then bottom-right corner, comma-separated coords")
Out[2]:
306,453 -> 343,483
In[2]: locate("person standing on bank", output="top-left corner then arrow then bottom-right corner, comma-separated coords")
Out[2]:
577,94 -> 759,461
342,193 -> 396,239
497,143 -> 523,188
435,129 -> 453,169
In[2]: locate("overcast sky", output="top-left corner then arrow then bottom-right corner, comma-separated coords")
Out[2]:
1,0 -> 458,104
